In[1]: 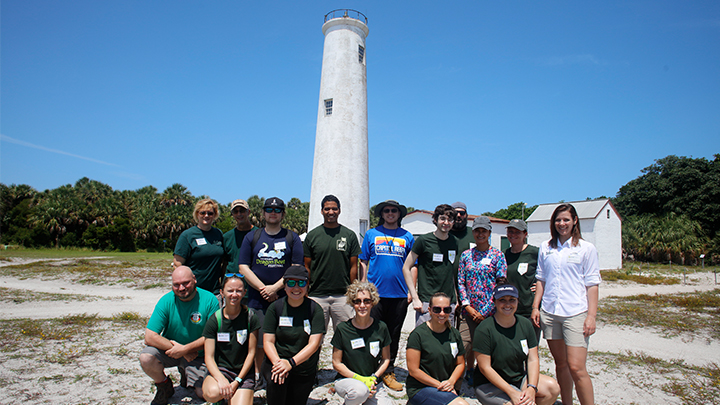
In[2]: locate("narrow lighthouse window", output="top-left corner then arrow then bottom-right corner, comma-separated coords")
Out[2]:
324,99 -> 333,116
358,45 -> 365,63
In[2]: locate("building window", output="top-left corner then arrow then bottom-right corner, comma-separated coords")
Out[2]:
358,45 -> 365,63
324,99 -> 333,116
607,209 -> 610,219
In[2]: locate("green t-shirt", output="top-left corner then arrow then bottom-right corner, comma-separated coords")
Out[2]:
202,307 -> 261,372
263,297 -> 326,376
331,319 -> 391,377
450,226 -> 475,267
473,315 -> 538,388
174,226 -> 225,293
503,245 -> 539,318
147,288 -> 220,347
303,225 -> 361,297
412,233 -> 459,303
406,322 -> 465,399
223,226 -> 258,274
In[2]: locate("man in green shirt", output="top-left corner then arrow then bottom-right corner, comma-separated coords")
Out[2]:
223,199 -> 257,274
139,266 -> 220,405
304,194 -> 360,332
403,204 -> 459,326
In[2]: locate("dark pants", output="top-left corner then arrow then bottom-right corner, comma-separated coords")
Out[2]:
370,297 -> 409,372
261,359 -> 316,405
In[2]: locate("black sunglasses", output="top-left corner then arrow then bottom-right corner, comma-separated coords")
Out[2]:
431,306 -> 453,314
264,207 -> 283,213
232,208 -> 248,214
285,279 -> 307,288
198,210 -> 215,216
352,298 -> 373,305
382,208 -> 399,214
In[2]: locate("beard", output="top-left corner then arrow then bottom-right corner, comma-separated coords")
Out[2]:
453,217 -> 467,231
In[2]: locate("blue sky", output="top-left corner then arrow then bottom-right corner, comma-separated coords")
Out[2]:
2,1 -> 719,214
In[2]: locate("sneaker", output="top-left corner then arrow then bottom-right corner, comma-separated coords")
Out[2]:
382,372 -> 403,391
179,367 -> 187,388
151,378 -> 174,405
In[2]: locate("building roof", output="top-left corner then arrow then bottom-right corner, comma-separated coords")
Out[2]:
526,199 -> 621,222
405,210 -> 509,223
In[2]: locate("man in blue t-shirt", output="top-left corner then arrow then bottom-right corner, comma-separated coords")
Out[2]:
359,199 -> 415,391
238,196 -> 303,387
139,266 -> 219,405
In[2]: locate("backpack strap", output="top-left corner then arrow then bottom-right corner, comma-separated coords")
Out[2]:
214,308 -> 223,329
250,229 -> 263,253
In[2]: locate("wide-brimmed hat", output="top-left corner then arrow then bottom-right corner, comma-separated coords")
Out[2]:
283,264 -> 308,281
374,200 -> 408,217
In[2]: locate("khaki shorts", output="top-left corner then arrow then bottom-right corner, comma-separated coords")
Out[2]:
539,309 -> 589,348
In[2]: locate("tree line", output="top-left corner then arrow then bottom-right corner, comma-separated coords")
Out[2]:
2,154 -> 718,264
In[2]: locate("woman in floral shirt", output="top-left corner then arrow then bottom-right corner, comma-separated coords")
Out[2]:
457,216 -> 507,383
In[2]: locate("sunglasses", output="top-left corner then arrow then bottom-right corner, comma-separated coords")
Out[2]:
382,208 -> 399,214
285,279 -> 307,288
232,208 -> 248,214
198,211 -> 215,216
352,298 -> 373,305
224,273 -> 244,279
264,207 -> 283,213
431,306 -> 453,314
456,211 -> 467,216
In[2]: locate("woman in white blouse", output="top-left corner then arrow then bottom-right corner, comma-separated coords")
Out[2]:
530,204 -> 600,405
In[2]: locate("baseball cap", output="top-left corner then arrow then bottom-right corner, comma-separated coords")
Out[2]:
263,197 -> 285,210
231,199 -> 249,211
283,264 -> 309,281
507,219 -> 527,231
472,216 -> 492,231
494,284 -> 519,299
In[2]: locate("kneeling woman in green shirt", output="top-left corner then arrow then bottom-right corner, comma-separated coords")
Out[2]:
202,273 -> 260,405
262,265 -> 326,405
473,284 -> 560,405
406,292 -> 470,405
331,280 -> 392,404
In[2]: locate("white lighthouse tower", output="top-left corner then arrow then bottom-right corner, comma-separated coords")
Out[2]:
308,10 -> 370,238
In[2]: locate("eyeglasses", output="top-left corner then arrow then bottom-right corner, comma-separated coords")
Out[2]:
232,208 -> 247,214
199,211 -> 215,216
456,211 -> 467,216
285,279 -> 307,288
264,207 -> 283,213
438,216 -> 455,223
382,208 -> 399,214
431,306 -> 453,314
352,298 -> 373,305
224,273 -> 244,279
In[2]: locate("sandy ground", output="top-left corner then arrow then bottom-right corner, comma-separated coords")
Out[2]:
0,258 -> 718,404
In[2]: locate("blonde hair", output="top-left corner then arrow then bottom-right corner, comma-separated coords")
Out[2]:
345,280 -> 380,306
193,198 -> 219,223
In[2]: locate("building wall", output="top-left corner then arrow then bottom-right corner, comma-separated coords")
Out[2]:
403,212 -> 508,250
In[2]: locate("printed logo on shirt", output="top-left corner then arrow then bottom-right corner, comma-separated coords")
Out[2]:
337,237 -> 347,251
256,242 -> 287,267
190,311 -> 203,324
373,236 -> 407,257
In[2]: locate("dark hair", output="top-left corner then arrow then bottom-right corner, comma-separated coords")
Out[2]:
432,204 -> 455,225
220,275 -> 247,310
321,194 -> 341,210
429,292 -> 452,328
549,203 -> 582,248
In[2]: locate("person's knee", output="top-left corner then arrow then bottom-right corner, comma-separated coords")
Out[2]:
139,353 -> 161,371
540,376 -> 561,398
449,397 -> 470,405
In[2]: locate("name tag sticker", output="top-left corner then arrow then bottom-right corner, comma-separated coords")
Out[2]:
195,238 -> 207,246
521,339 -> 529,355
369,341 -> 380,357
518,263 -> 529,275
279,316 -> 293,327
448,250 -> 456,264
217,332 -> 230,342
303,319 -> 311,335
433,253 -> 443,262
450,342 -> 458,357
469,243 -> 477,250
274,241 -> 286,250
237,330 -> 247,345
568,253 -> 581,264
480,257 -> 492,266
351,338 -> 366,349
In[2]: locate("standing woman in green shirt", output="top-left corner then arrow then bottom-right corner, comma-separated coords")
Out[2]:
503,219 -> 541,341
173,198 -> 226,295
331,280 -> 392,405
406,292 -> 469,405
202,274 -> 260,405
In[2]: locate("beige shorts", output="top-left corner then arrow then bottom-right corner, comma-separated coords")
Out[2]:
539,309 -> 589,348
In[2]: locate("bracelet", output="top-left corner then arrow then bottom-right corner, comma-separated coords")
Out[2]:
288,358 -> 296,368
527,383 -> 538,393
234,376 -> 243,384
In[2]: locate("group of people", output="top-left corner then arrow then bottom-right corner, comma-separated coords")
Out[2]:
139,196 -> 601,405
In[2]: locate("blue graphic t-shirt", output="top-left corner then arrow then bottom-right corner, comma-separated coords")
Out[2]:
238,228 -> 303,310
359,226 -> 414,298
